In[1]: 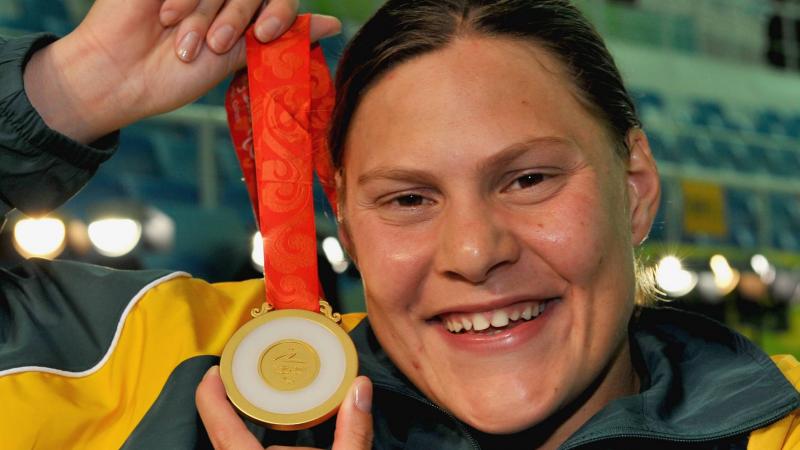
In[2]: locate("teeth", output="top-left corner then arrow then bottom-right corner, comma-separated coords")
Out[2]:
472,313 -> 490,331
442,299 -> 556,334
521,305 -> 533,320
490,310 -> 509,328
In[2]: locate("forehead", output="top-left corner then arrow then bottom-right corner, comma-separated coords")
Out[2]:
344,36 -> 612,170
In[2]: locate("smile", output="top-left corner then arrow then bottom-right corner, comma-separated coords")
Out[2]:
440,298 -> 559,334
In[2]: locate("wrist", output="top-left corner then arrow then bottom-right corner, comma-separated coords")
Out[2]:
23,32 -> 135,144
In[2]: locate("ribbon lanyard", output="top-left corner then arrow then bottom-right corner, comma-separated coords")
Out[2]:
226,14 -> 337,313
221,16 -> 356,430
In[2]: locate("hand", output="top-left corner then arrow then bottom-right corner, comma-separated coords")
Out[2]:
196,366 -> 374,450
23,0 -> 340,143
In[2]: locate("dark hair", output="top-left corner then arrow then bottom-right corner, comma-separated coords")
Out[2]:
329,0 -> 641,168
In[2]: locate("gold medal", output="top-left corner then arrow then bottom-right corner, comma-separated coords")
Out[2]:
219,302 -> 358,430
222,16 -> 354,431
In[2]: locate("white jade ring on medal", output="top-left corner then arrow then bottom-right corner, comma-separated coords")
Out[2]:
220,309 -> 358,430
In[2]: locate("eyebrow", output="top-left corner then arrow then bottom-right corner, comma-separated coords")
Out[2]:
356,136 -> 575,186
477,136 -> 575,172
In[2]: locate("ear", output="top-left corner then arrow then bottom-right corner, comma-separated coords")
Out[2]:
337,222 -> 356,263
335,170 -> 357,263
625,128 -> 661,246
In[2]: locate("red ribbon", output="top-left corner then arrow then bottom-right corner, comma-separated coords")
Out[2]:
225,15 -> 337,312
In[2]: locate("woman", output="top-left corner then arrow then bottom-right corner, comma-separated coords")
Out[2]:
1,0 -> 798,449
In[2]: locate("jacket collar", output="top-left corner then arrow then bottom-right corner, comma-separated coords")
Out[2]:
349,307 -> 800,448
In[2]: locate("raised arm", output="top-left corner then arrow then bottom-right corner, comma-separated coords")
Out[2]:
22,0 -> 340,144
0,0 -> 339,222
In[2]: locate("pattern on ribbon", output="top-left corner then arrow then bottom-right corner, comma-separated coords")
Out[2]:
225,15 -> 336,312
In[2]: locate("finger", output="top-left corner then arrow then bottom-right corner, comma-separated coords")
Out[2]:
309,14 -> 342,43
174,0 -> 226,62
253,0 -> 299,43
160,0 -> 201,27
196,366 -> 263,450
332,376 -> 373,450
207,0 -> 263,54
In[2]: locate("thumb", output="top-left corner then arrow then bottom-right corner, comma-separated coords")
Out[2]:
332,376 -> 373,450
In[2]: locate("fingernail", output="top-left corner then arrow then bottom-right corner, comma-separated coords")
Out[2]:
256,16 -> 282,42
160,9 -> 178,26
353,378 -> 372,413
210,25 -> 235,52
178,31 -> 200,62
317,15 -> 342,40
203,365 -> 219,380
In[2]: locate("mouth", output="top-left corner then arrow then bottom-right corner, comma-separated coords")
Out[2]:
437,298 -> 560,335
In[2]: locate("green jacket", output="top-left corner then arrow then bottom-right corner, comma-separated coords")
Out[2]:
1,34 -> 799,449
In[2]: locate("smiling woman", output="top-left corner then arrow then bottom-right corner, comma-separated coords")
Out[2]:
330,0 -> 644,433
1,0 -> 799,449
319,0 -> 799,448
340,35 -> 648,438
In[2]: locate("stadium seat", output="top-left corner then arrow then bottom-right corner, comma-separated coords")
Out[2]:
726,190 -> 759,248
770,194 -> 800,251
786,115 -> 800,139
644,129 -> 678,163
632,89 -> 669,127
676,134 -> 717,167
754,109 -> 786,136
709,139 -> 740,171
764,146 -> 800,177
690,100 -> 741,131
744,143 -> 774,174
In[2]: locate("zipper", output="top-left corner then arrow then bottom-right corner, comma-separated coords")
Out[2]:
373,382 -> 482,450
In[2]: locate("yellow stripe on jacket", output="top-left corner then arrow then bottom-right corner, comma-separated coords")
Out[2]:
0,275 -> 365,450
748,354 -> 800,450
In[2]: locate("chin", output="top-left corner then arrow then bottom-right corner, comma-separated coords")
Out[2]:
457,401 -> 552,435
436,374 -> 565,435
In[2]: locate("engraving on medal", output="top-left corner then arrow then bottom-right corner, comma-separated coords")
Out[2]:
319,299 -> 342,324
251,302 -> 275,318
259,339 -> 320,391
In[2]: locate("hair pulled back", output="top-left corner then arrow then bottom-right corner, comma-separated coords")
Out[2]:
329,0 -> 641,168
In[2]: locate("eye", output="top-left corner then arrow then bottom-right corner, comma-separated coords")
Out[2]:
392,194 -> 426,207
510,173 -> 545,190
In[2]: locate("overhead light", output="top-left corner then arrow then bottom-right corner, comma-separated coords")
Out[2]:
709,254 -> 739,296
251,232 -> 264,272
143,208 -> 175,252
13,217 -> 66,259
87,218 -> 142,257
750,254 -> 776,284
655,255 -> 697,297
322,236 -> 349,274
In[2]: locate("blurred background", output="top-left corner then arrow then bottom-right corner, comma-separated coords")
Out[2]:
1,0 -> 798,357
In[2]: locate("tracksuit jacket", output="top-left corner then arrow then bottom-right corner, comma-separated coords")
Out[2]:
1,34 -> 799,449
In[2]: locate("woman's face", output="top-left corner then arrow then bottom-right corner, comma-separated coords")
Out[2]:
340,37 -> 659,434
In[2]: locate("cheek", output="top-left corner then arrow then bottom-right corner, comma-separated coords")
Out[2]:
523,187 -> 626,285
346,213 -> 435,311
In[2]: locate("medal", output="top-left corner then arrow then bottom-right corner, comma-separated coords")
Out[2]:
220,16 -> 357,430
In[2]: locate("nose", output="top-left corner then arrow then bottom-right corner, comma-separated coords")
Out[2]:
435,201 -> 521,284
